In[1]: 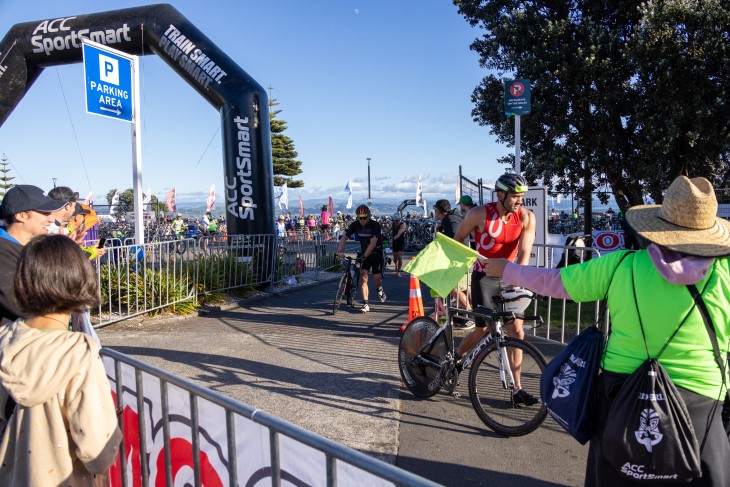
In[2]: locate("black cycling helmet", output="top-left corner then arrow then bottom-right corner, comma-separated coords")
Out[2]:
495,173 -> 528,194
355,204 -> 370,218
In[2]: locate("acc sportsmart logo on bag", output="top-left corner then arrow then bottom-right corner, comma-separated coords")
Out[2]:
620,463 -> 679,481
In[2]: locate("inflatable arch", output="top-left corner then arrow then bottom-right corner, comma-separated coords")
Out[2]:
0,3 -> 274,236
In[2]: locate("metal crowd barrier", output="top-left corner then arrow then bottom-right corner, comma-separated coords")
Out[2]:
92,233 -> 346,327
196,234 -> 277,295
93,238 -> 197,327
530,241 -> 603,343
101,348 -> 439,487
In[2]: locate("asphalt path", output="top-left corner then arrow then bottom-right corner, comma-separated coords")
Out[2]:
97,261 -> 587,486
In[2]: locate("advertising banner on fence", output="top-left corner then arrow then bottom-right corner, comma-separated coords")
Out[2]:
102,357 -> 391,486
591,230 -> 626,254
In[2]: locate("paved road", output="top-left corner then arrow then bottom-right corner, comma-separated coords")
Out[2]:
98,265 -> 587,486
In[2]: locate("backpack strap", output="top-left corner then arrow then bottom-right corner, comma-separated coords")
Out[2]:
686,283 -> 728,450
687,284 -> 728,397
598,251 -> 634,330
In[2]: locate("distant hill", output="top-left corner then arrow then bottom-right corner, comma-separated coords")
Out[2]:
175,199 -> 432,219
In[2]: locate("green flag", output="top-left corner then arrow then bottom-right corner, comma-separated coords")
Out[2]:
404,232 -> 480,298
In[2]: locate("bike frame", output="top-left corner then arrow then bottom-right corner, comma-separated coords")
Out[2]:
413,296 -> 541,391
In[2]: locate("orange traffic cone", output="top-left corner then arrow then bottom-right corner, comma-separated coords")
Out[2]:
401,268 -> 425,332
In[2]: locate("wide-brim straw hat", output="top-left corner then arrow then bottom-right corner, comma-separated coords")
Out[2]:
625,176 -> 730,257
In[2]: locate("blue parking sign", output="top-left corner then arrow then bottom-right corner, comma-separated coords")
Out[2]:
82,41 -> 134,122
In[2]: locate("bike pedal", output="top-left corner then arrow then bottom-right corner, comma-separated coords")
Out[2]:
451,391 -> 461,399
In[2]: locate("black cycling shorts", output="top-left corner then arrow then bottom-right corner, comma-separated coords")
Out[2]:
361,252 -> 384,275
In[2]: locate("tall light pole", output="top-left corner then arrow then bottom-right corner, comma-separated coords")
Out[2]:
366,157 -> 372,206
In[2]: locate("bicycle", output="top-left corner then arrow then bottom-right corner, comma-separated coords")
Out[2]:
332,256 -> 361,314
398,289 -> 548,436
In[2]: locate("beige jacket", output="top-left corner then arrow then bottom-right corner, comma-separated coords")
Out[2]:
0,320 -> 121,486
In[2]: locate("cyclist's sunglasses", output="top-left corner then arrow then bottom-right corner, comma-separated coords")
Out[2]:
357,214 -> 369,220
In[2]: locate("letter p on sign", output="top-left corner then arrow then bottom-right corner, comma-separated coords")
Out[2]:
99,53 -> 119,85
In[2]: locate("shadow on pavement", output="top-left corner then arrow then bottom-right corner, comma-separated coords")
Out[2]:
395,456 -> 571,487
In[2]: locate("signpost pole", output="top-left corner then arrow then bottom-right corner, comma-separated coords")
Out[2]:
515,115 -> 521,174
131,54 -> 144,245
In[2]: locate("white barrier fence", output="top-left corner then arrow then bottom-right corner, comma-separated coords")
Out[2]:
101,348 -> 438,487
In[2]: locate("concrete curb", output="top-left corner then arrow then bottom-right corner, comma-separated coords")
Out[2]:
197,273 -> 341,314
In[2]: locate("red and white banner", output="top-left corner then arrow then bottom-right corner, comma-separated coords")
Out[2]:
102,357 -> 391,486
166,187 -> 176,213
328,196 -> 334,217
298,195 -> 304,217
591,230 -> 626,253
206,185 -> 215,212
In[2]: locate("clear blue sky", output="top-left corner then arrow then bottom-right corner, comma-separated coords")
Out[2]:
0,0 -> 511,207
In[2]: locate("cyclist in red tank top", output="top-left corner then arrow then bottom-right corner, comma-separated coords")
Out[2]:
453,173 -> 538,405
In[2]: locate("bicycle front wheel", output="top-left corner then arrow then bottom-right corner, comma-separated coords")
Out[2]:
175,239 -> 187,255
398,317 -> 446,398
332,274 -> 347,315
468,337 -> 547,436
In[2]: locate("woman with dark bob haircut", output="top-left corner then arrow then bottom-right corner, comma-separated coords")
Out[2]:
0,234 -> 121,486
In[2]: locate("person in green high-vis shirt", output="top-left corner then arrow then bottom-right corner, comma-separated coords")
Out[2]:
484,176 -> 730,486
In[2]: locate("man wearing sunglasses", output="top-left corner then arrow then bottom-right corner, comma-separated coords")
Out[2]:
336,204 -> 386,313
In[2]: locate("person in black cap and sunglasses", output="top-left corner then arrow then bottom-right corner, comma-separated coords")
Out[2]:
0,185 -> 67,325
336,204 -> 386,313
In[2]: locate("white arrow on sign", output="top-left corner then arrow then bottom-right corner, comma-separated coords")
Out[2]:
99,106 -> 122,116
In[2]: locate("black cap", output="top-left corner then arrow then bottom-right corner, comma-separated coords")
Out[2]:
0,185 -> 67,218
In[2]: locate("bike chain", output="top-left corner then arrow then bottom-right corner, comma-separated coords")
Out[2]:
438,353 -> 461,398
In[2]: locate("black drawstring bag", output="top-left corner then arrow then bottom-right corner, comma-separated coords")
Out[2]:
601,267 -> 701,483
601,359 -> 701,482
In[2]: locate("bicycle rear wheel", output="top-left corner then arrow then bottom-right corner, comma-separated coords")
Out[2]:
332,274 -> 348,315
398,317 -> 446,398
468,337 -> 547,436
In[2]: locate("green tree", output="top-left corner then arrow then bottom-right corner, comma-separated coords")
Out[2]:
269,90 -> 304,188
455,0 -> 729,211
106,188 -> 135,212
0,156 -> 15,200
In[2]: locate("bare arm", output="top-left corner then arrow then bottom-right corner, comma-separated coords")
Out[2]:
515,209 -> 536,265
336,233 -> 349,256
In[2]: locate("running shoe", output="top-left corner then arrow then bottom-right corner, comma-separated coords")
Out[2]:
360,303 -> 370,313
513,388 -> 539,406
453,320 -> 476,330
378,288 -> 387,302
